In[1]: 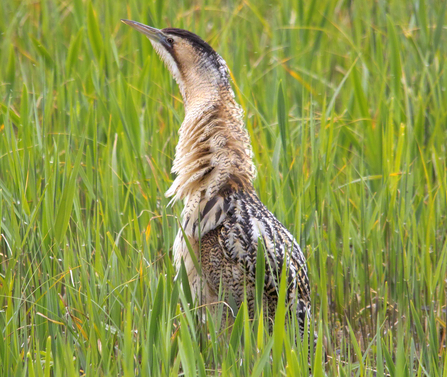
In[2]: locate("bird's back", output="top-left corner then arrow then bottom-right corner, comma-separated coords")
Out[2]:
174,187 -> 312,339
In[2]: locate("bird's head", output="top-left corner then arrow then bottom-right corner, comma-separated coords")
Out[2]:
121,20 -> 231,106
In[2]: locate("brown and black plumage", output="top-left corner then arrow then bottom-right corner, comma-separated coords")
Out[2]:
121,20 -> 315,343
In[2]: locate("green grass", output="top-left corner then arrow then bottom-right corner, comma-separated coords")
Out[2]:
1,0 -> 446,375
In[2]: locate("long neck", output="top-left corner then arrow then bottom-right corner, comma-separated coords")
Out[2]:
165,79 -> 256,214
178,58 -> 229,112
181,77 -> 221,113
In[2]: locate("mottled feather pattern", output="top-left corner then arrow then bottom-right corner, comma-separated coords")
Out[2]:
174,188 -> 313,341
166,92 -> 256,216
146,26 -> 315,346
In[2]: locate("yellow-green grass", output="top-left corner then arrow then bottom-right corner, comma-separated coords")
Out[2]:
0,0 -> 446,375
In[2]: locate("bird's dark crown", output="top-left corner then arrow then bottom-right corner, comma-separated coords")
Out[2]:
162,28 -> 217,56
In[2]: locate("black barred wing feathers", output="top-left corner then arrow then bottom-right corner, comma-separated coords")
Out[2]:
199,189 -> 312,338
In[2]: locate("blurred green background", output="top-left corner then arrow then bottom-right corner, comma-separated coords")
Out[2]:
0,0 -> 446,375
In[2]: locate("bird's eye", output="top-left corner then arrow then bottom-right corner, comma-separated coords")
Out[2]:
167,37 -> 174,44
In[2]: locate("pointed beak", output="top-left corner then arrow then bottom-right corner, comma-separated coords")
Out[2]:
121,19 -> 166,44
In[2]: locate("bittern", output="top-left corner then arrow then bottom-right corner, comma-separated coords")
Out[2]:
121,20 -> 315,345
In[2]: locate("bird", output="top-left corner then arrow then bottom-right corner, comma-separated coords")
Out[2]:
121,19 -> 315,346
